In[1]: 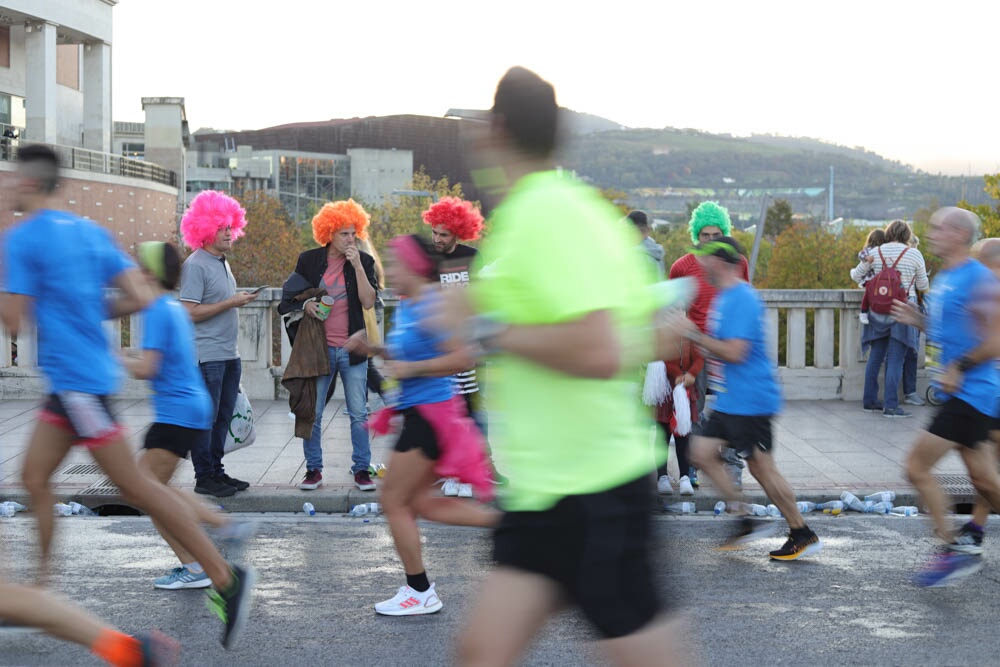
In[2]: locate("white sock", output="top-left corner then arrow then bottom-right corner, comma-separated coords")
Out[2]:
184,562 -> 204,574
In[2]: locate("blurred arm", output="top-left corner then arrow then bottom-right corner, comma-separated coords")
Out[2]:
106,269 -> 155,319
493,310 -> 620,379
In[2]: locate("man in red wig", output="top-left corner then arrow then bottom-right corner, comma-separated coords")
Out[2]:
423,197 -> 495,492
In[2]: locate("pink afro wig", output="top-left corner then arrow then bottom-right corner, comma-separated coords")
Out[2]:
312,199 -> 370,246
421,197 -> 484,241
180,190 -> 247,250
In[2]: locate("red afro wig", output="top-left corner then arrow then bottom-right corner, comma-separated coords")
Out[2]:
421,197 -> 484,242
180,190 -> 247,250
312,199 -> 370,246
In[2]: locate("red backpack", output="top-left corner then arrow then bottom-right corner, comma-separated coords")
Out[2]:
865,247 -> 909,314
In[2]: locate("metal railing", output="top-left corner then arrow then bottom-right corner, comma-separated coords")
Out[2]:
0,141 -> 176,188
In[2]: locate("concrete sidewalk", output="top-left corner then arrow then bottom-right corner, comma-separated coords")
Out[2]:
0,398 -> 974,514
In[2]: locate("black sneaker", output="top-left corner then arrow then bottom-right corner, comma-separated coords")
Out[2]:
219,474 -> 250,492
195,477 -> 237,498
718,517 -> 780,551
949,522 -> 985,555
207,565 -> 257,649
769,529 -> 822,560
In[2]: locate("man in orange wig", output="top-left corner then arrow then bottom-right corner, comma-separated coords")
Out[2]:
279,199 -> 379,491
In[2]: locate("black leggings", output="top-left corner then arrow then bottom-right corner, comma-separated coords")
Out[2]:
657,431 -> 691,478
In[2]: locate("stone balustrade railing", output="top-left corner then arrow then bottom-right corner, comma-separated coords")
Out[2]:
0,288 -> 926,402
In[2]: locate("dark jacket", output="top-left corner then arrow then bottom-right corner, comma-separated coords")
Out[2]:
281,287 -> 331,438
278,245 -> 378,366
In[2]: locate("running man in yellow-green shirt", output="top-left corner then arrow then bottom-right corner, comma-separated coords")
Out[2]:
432,67 -> 695,667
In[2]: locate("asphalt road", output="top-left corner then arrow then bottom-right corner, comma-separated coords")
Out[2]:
0,512 -> 997,666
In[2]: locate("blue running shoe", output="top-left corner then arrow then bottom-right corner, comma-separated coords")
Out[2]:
913,550 -> 982,588
687,467 -> 700,488
154,566 -> 212,590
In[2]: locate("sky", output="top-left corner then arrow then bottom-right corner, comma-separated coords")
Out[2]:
112,0 -> 999,176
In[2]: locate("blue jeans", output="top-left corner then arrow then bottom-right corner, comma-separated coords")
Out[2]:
302,347 -> 370,473
864,337 -> 906,410
193,358 -> 241,480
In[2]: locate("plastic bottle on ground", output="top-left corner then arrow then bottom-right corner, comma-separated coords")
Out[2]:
862,501 -> 893,514
864,491 -> 896,503
840,491 -> 866,512
746,503 -> 769,517
890,506 -> 919,517
796,501 -> 817,513
302,502 -> 316,516
665,502 -> 696,514
713,501 -> 727,516
349,503 -> 377,517
766,504 -> 783,518
0,504 -> 15,518
53,503 -> 73,517
67,502 -> 95,516
818,500 -> 844,515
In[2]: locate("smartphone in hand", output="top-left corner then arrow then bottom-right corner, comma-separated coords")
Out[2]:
248,285 -> 269,294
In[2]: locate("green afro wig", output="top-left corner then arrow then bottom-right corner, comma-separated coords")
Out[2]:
688,201 -> 732,244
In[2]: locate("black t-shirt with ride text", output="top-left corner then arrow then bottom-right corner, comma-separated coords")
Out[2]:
440,244 -> 479,396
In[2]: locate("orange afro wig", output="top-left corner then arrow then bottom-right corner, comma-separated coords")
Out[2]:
421,197 -> 484,242
312,199 -> 370,246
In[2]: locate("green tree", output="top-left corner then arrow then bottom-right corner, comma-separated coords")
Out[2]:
959,173 -> 1000,238
226,191 -> 310,286
367,169 -> 473,252
764,199 -> 794,238
763,223 -> 867,289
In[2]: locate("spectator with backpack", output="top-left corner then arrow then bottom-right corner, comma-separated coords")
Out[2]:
850,220 -> 929,417
856,228 -> 887,325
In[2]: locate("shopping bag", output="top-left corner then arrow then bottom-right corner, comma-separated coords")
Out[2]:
224,386 -> 256,453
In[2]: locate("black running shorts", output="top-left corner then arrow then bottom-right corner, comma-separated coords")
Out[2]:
700,411 -> 774,459
927,397 -> 993,449
493,474 -> 664,639
393,408 -> 440,461
143,422 -> 203,459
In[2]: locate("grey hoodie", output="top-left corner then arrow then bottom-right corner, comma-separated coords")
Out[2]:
640,236 -> 666,278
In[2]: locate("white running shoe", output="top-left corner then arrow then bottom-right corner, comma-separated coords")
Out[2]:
442,479 -> 460,497
657,475 -> 674,494
457,483 -> 473,498
374,584 -> 443,616
678,475 -> 695,496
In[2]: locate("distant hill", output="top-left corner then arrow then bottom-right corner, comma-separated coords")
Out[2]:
556,126 -> 989,222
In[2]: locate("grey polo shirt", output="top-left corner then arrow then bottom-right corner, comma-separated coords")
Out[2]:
179,248 -> 240,363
